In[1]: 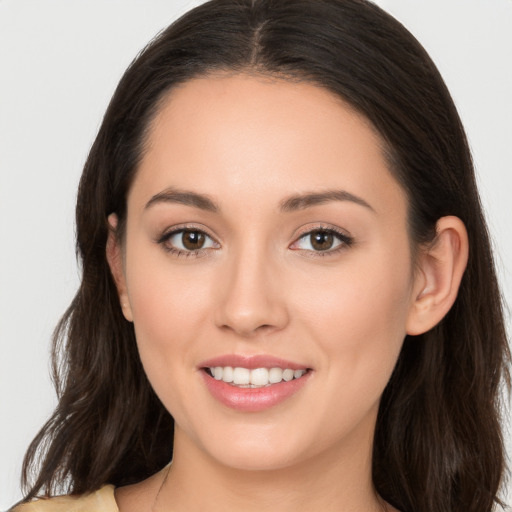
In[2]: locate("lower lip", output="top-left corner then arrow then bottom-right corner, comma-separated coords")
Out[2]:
201,371 -> 311,412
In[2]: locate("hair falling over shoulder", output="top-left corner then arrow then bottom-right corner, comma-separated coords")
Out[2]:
20,1 -> 510,511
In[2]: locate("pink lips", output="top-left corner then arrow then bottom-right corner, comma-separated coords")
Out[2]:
200,354 -> 308,371
199,354 -> 311,412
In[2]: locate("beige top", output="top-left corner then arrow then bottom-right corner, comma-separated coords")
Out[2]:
11,486 -> 118,512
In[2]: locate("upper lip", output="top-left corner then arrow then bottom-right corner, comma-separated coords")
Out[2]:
199,354 -> 310,371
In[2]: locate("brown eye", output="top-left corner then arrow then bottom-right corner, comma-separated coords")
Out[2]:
163,228 -> 217,254
291,228 -> 352,253
182,230 -> 205,250
310,230 -> 334,251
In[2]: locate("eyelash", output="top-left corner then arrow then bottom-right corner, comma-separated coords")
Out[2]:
156,225 -> 219,258
156,225 -> 354,259
291,226 -> 354,257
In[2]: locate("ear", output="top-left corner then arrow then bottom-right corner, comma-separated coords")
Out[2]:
406,216 -> 468,335
106,213 -> 133,322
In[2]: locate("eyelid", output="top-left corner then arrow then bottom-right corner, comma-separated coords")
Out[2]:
293,222 -> 352,239
289,224 -> 354,254
156,223 -> 221,257
154,222 -> 353,258
156,223 -> 219,241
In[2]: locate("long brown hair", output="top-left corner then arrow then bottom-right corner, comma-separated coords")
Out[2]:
20,1 -> 510,511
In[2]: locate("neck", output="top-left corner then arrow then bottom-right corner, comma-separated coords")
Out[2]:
154,422 -> 388,512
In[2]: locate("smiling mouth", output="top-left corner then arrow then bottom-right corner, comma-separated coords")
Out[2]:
204,366 -> 310,388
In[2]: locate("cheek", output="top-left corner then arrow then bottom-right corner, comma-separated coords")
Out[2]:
125,264 -> 217,432
122,241 -> 213,393
130,271 -> 207,344
300,247 -> 411,331
294,244 -> 413,400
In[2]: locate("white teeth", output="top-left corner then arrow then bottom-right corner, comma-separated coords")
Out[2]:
282,368 -> 294,382
222,366 -> 234,383
250,368 -> 269,386
233,367 -> 250,385
208,366 -> 307,387
268,367 -> 283,383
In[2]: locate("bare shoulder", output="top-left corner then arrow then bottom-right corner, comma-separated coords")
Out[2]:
10,485 -> 117,512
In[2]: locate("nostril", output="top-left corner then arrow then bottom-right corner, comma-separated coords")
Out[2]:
218,322 -> 278,338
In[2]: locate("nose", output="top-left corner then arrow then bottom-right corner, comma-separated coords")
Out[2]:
214,245 -> 289,338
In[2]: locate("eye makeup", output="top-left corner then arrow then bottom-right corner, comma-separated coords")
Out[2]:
155,221 -> 354,260
290,226 -> 353,257
155,224 -> 220,259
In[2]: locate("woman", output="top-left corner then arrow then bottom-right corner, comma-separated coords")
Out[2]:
11,0 -> 510,511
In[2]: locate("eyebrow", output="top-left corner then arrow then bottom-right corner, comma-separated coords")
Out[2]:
279,190 -> 375,213
144,187 -> 374,214
145,188 -> 219,212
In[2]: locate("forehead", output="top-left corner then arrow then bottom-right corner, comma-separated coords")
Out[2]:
131,73 -> 406,218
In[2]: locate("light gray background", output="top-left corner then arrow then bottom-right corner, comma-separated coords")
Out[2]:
1,0 -> 511,508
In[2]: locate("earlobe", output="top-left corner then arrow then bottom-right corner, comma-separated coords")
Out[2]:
406,216 -> 469,335
106,213 -> 133,322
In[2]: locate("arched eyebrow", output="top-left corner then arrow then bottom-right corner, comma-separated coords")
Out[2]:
145,187 -> 219,212
144,187 -> 374,214
280,190 -> 375,213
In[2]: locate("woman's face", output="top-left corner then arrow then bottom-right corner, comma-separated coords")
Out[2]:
115,74 -> 423,471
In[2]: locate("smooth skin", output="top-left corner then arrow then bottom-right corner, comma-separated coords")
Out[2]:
108,74 -> 468,512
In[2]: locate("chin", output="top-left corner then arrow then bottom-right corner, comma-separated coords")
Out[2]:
191,423 -> 310,472
211,444 -> 305,472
